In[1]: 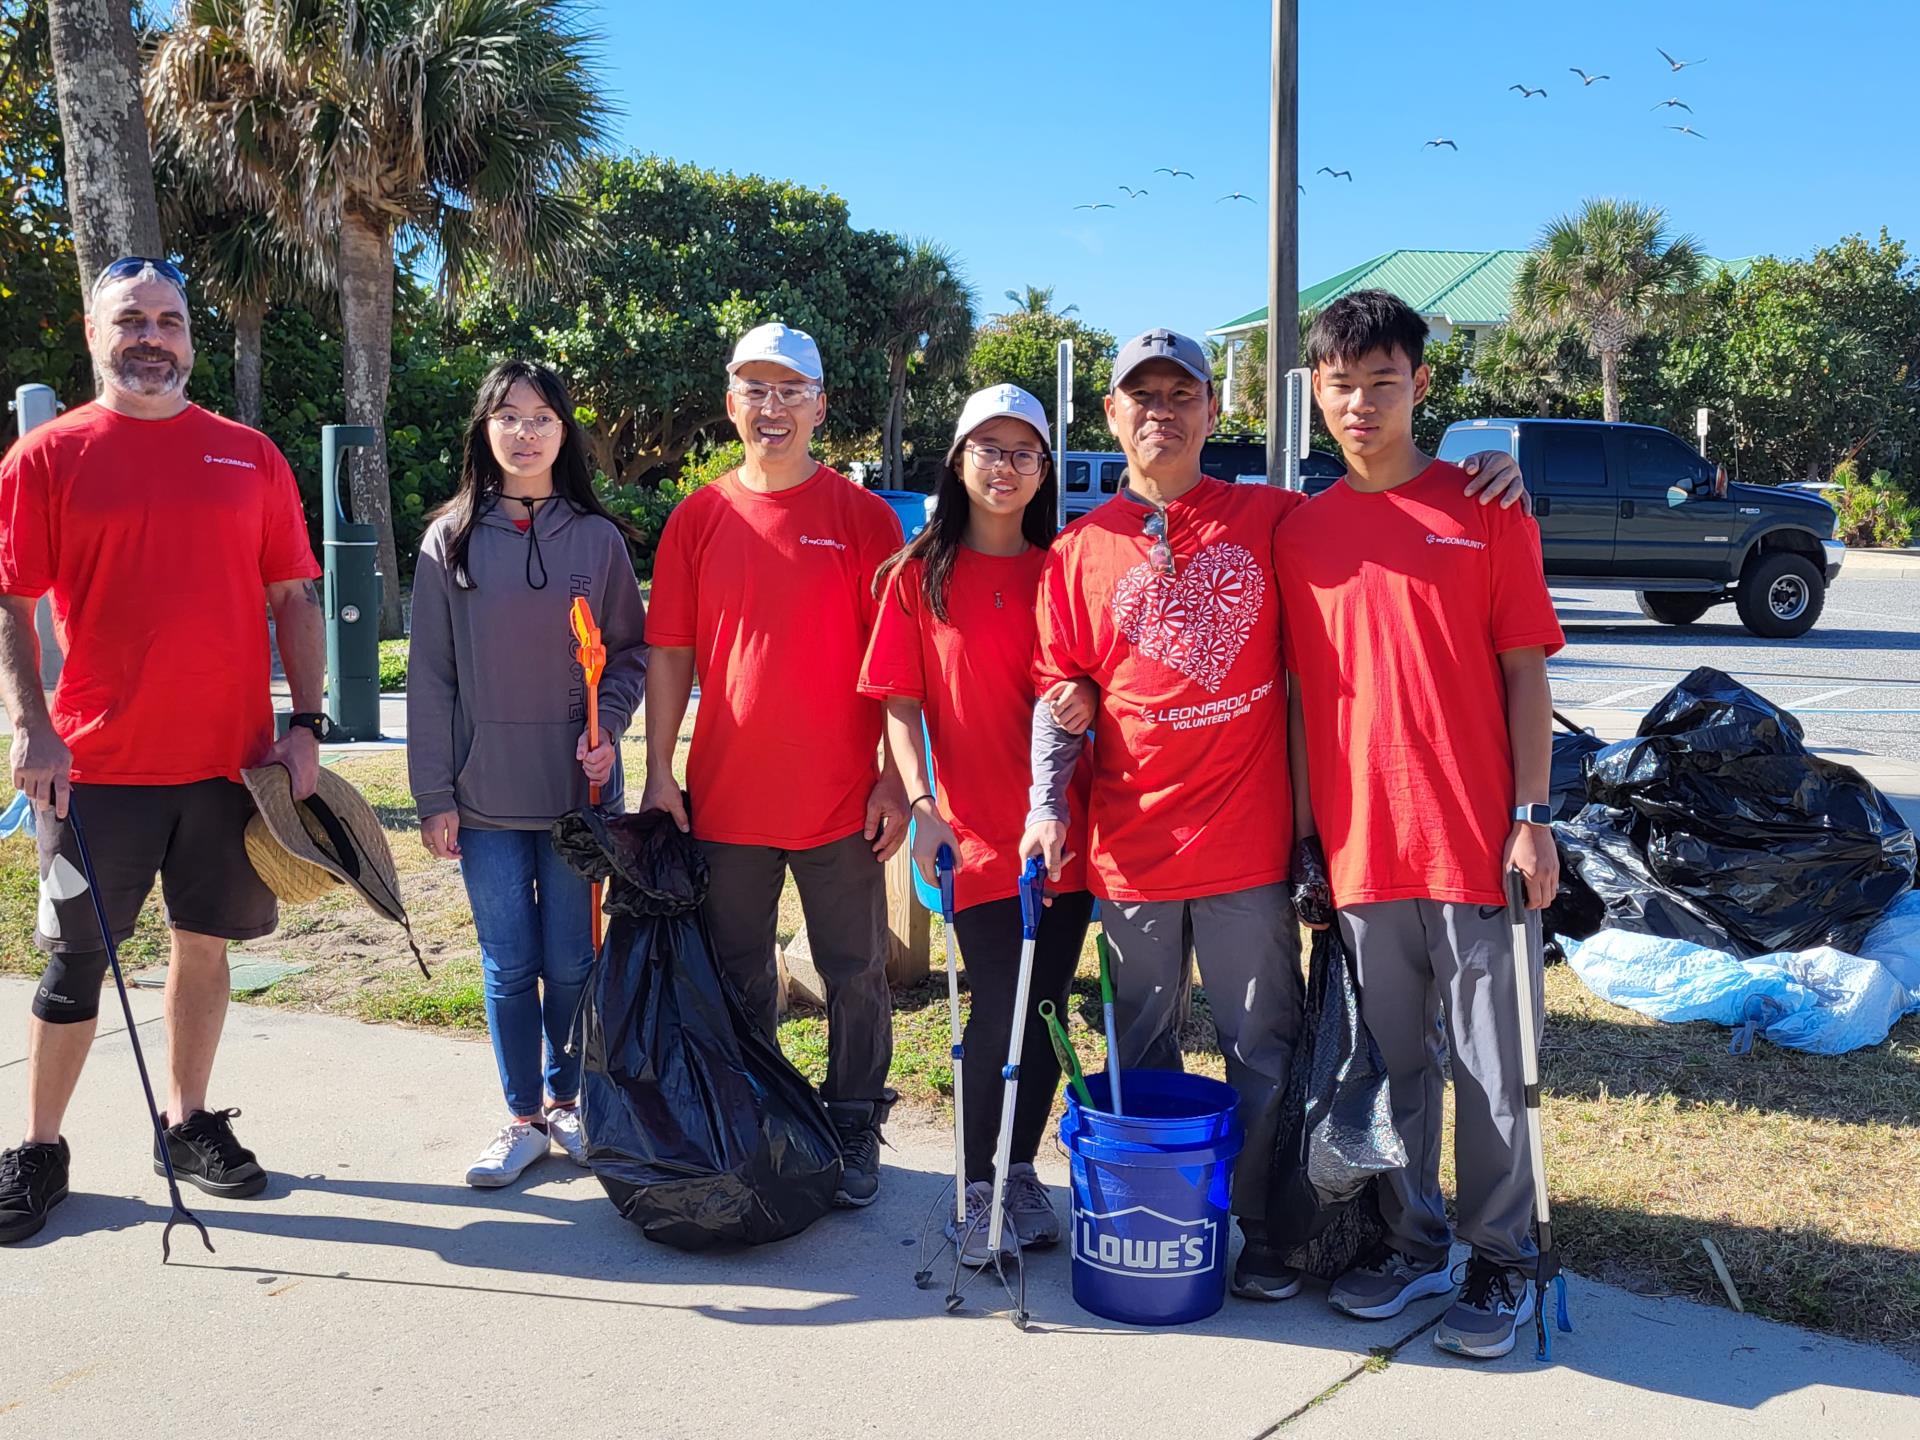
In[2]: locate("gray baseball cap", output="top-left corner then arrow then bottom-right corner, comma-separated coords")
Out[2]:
1111,327 -> 1213,393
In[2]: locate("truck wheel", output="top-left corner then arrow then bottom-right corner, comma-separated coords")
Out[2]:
1735,552 -> 1824,638
1636,593 -> 1714,626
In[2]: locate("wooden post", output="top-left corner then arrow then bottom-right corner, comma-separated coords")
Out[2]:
884,846 -> 930,986
1264,0 -> 1299,485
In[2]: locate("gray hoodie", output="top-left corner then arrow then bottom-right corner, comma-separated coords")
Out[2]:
407,497 -> 647,829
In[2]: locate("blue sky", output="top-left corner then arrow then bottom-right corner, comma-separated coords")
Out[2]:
592,1 -> 1918,343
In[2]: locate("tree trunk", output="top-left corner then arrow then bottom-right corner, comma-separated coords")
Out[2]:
233,301 -> 264,429
46,0 -> 163,293
885,351 -> 908,486
337,212 -> 405,638
1600,349 -> 1622,423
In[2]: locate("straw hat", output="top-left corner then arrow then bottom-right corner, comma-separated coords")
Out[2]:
240,763 -> 429,976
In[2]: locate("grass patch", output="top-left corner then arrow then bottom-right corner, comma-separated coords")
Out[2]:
2,719 -> 1915,1354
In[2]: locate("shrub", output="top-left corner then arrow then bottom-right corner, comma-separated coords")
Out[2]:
379,639 -> 409,692
598,441 -> 744,578
1832,462 -> 1918,548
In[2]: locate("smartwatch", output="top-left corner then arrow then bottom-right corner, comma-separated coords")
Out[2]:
287,711 -> 336,742
1512,803 -> 1553,827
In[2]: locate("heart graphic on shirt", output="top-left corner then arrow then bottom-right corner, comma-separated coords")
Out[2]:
1109,541 -> 1267,694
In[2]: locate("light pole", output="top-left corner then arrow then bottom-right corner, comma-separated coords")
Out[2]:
1264,0 -> 1299,485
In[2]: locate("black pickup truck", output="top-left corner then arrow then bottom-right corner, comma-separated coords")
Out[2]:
1309,417 -> 1843,638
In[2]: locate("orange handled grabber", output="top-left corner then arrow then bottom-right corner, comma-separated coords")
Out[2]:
570,596 -> 607,950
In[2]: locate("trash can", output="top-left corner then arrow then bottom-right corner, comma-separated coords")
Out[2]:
1059,1069 -> 1242,1326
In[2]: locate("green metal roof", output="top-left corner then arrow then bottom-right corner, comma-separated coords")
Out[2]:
1212,249 -> 1758,335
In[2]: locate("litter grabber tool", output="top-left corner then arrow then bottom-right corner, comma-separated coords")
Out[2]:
1038,1000 -> 1091,1107
1096,931 -> 1124,1114
1506,867 -> 1573,1360
569,597 -> 608,951
913,845 -> 970,1289
68,799 -> 212,1263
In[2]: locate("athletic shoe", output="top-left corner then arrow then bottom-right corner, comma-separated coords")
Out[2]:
546,1106 -> 588,1166
1329,1242 -> 1456,1320
826,1096 -> 891,1208
1434,1256 -> 1536,1360
946,1179 -> 1017,1268
1005,1162 -> 1062,1248
465,1121 -> 550,1188
1231,1216 -> 1303,1301
0,1138 -> 70,1244
156,1108 -> 267,1198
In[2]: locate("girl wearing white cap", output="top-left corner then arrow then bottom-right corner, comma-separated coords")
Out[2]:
859,384 -> 1094,1267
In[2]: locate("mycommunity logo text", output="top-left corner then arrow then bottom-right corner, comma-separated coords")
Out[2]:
203,454 -> 258,470
1072,1206 -> 1218,1278
797,534 -> 845,550
1426,533 -> 1485,550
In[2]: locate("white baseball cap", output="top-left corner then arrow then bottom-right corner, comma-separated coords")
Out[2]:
944,383 -> 1054,466
726,322 -> 823,382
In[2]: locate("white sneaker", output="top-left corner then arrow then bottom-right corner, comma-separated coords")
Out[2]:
465,1121 -> 550,1188
546,1106 -> 588,1166
945,1180 -> 1017,1268
1006,1163 -> 1062,1247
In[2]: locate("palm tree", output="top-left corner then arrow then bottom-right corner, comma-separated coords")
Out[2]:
1513,198 -> 1705,422
1475,326 -> 1578,418
1003,283 -> 1076,318
148,0 -> 607,635
47,0 -> 164,286
882,240 -> 975,487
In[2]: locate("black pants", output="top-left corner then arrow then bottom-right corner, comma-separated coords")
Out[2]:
951,889 -> 1095,1183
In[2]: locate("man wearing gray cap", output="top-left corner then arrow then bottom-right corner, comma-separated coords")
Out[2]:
1023,328 -> 1524,1298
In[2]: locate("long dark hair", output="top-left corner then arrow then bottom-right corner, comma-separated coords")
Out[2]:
435,359 -> 639,589
873,437 -> 1058,624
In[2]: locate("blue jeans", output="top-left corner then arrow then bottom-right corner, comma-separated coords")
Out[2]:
458,827 -> 595,1118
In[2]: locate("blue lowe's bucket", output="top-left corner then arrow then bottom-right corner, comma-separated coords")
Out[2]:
1058,1069 -> 1242,1326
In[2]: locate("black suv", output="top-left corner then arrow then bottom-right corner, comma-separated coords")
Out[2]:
1309,418 -> 1843,638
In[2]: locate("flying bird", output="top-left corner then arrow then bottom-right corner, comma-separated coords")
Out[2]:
1217,191 -> 1257,203
1298,184 -> 1307,194
1424,138 -> 1459,150
1657,47 -> 1704,71
1569,67 -> 1610,85
1073,202 -> 1116,210
1154,167 -> 1196,179
1665,124 -> 1707,139
1509,83 -> 1548,98
1652,97 -> 1693,112
1316,167 -> 1353,181
1118,186 -> 1148,198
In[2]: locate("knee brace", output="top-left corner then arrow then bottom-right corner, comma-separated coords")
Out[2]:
31,950 -> 109,1024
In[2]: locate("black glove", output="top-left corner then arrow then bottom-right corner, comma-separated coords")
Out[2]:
1290,835 -> 1333,929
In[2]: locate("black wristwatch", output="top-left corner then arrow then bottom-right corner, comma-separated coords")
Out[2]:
287,711 -> 336,742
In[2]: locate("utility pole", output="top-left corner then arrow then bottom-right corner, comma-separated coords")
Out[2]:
1264,0 -> 1299,485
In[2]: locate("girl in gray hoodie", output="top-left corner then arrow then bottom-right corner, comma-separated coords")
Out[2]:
407,360 -> 647,1188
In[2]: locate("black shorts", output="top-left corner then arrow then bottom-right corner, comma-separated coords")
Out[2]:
34,780 -> 278,952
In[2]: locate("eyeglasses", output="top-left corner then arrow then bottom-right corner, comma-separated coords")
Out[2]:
92,256 -> 189,296
1141,508 -> 1175,577
489,412 -> 561,437
728,379 -> 821,408
964,443 -> 1048,477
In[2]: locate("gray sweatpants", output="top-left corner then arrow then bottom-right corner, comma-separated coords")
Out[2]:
1101,883 -> 1303,1219
699,832 -> 891,1103
1337,898 -> 1545,1268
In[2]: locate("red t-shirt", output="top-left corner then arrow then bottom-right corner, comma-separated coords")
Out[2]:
859,549 -> 1091,911
646,465 -> 903,848
1276,461 -> 1565,907
1033,478 -> 1303,903
0,402 -> 321,785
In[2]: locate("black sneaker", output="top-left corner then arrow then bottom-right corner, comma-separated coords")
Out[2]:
825,1093 -> 893,1209
155,1108 -> 267,1198
1231,1216 -> 1303,1301
0,1138 -> 70,1243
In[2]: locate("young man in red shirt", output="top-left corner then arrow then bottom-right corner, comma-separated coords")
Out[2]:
0,259 -> 327,1243
642,323 -> 907,1206
1023,329 -> 1528,1300
1277,290 -> 1563,1359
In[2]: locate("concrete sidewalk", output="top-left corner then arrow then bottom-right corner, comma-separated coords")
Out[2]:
3,978 -> 1915,1438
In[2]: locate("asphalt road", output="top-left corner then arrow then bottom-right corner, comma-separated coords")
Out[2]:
1549,575 -> 1920,761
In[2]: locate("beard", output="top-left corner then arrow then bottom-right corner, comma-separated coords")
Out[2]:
107,347 -> 187,396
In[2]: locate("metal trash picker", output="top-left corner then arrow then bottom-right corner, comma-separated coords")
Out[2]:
1507,867 -> 1574,1361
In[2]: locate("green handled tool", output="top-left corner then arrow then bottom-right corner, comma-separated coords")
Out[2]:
1096,932 -> 1125,1115
1038,999 -> 1092,1107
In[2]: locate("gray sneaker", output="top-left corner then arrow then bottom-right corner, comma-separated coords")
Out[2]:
1434,1257 -> 1535,1360
1230,1217 -> 1303,1301
945,1180 -> 1017,1268
1005,1163 -> 1061,1248
1329,1243 -> 1456,1319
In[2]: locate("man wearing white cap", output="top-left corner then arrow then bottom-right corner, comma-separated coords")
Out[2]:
642,322 -> 907,1206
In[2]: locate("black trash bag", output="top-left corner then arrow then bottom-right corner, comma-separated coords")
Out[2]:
1551,723 -> 1607,821
1552,668 -> 1916,957
1266,928 -> 1407,1280
552,807 -> 843,1249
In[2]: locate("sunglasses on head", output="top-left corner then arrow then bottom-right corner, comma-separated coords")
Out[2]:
91,256 -> 189,296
